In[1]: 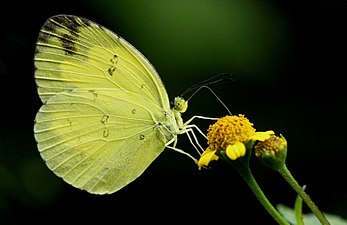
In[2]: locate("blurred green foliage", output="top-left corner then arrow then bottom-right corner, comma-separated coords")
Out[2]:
91,0 -> 290,85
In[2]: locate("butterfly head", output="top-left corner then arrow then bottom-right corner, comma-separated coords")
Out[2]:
173,96 -> 188,113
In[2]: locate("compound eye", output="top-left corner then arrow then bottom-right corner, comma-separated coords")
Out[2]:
173,96 -> 188,113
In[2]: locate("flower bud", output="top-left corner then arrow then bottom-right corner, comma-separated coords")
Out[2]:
254,135 -> 287,171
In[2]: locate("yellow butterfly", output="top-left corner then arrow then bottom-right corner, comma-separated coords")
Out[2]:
34,15 -> 211,194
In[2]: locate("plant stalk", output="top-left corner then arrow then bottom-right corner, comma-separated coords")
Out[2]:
278,164 -> 330,225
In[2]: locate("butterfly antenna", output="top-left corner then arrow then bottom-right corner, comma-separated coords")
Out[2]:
181,73 -> 233,97
182,73 -> 233,115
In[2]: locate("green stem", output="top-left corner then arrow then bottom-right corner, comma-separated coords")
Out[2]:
219,152 -> 290,225
294,190 -> 304,225
278,164 -> 331,225
236,164 -> 290,225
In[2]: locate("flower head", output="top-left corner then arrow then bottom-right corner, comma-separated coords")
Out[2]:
254,135 -> 287,171
198,114 -> 274,169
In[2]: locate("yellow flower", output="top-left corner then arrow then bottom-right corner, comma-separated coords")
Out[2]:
198,114 -> 274,169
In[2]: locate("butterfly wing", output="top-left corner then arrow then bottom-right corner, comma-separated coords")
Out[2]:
34,15 -> 173,194
34,15 -> 170,109
35,89 -> 167,194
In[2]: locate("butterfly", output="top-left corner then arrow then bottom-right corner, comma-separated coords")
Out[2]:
34,15 -> 211,194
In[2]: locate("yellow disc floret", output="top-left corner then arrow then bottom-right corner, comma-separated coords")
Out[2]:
254,135 -> 287,171
207,114 -> 256,150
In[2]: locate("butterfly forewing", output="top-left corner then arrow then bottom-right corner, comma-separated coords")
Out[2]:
34,15 -> 169,109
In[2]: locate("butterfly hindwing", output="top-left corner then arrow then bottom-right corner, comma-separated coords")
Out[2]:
34,89 -> 166,194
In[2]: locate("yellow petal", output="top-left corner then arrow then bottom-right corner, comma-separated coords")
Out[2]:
226,142 -> 246,160
249,130 -> 275,142
197,149 -> 218,169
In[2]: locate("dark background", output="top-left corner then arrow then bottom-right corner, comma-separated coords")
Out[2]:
1,0 -> 346,224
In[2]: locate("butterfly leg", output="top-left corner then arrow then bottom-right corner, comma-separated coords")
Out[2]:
183,115 -> 218,128
165,139 -> 198,163
165,126 -> 206,163
185,127 -> 204,154
185,124 -> 208,140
